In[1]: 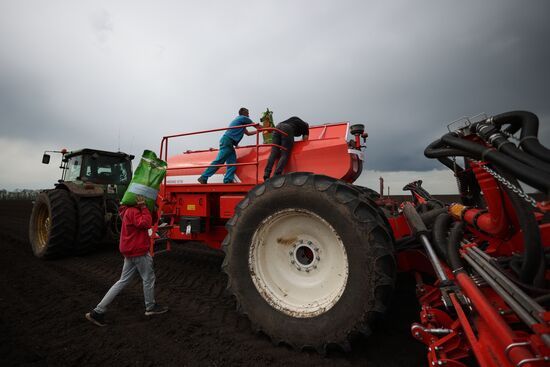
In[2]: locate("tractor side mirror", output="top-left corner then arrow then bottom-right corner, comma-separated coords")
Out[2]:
42,154 -> 51,164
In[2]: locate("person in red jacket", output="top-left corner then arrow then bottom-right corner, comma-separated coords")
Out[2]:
85,195 -> 168,326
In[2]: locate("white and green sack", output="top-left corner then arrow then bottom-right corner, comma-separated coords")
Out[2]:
121,150 -> 167,211
261,108 -> 274,144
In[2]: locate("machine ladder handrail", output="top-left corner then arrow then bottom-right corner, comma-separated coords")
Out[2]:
159,123 -> 288,187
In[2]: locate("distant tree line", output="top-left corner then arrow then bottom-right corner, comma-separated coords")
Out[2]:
0,189 -> 41,200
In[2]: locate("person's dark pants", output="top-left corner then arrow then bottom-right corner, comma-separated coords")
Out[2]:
264,123 -> 294,179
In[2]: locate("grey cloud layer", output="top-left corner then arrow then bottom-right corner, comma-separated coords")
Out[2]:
0,0 -> 548,174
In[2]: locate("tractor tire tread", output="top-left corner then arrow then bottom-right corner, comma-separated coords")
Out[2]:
222,172 -> 396,353
74,198 -> 105,255
29,189 -> 77,259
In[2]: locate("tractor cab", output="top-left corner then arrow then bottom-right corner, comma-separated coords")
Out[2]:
43,148 -> 134,199
32,148 -> 135,259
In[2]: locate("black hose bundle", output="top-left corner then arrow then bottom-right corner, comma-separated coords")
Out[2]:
491,111 -> 550,164
496,170 -> 546,287
424,111 -> 549,287
440,133 -> 550,194
425,140 -> 484,207
476,122 -> 550,173
425,111 -> 550,194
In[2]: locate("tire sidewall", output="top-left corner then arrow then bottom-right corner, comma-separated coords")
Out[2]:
226,174 -> 393,345
29,192 -> 51,258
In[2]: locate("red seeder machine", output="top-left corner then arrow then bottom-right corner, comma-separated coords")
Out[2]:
152,111 -> 549,366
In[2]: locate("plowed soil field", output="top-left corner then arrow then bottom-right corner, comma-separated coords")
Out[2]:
0,199 -> 425,366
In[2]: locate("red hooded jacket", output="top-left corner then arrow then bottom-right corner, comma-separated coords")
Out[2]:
118,205 -> 152,258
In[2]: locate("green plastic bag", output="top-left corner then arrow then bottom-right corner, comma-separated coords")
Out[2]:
121,150 -> 167,211
260,108 -> 274,144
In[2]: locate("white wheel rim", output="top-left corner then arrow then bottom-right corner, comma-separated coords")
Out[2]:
249,208 -> 348,318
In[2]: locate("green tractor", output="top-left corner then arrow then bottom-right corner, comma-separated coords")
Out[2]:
29,148 -> 134,258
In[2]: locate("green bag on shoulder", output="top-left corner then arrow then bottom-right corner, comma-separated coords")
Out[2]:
121,150 -> 167,211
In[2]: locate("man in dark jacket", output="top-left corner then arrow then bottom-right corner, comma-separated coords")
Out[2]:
85,195 -> 167,326
263,116 -> 309,180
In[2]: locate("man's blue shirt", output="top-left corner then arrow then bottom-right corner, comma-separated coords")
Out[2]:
223,115 -> 252,144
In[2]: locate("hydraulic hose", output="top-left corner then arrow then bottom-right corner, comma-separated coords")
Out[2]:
419,207 -> 448,228
436,157 -> 459,172
475,122 -> 550,173
432,213 -> 452,261
491,110 -> 550,163
495,168 -> 545,286
424,138 -> 476,160
424,139 -> 466,173
441,133 -> 550,194
425,139 -> 475,203
499,141 -> 550,173
446,222 -> 465,273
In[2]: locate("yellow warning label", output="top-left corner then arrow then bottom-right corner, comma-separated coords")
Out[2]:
187,204 -> 196,211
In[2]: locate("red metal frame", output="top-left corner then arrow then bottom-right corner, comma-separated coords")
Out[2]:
152,123 -> 287,252
159,123 -> 289,187
397,156 -> 550,366
150,122 -> 550,366
151,121 -> 362,252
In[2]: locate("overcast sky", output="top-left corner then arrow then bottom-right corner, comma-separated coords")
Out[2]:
1,0 -> 548,194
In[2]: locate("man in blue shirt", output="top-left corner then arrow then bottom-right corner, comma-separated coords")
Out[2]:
198,107 -> 256,184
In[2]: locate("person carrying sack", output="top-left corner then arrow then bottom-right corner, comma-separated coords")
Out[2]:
85,195 -> 168,326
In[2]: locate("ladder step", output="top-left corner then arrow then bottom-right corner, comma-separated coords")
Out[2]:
153,238 -> 170,253
154,238 -> 168,245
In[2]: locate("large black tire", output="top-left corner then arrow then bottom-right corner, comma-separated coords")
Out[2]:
222,173 -> 396,352
105,199 -> 122,243
74,198 -> 105,255
352,185 -> 395,239
28,190 -> 77,259
354,185 -> 380,201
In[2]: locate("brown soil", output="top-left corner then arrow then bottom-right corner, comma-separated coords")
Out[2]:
0,199 -> 425,366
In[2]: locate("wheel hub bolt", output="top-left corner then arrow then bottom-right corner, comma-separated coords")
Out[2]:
289,240 -> 321,271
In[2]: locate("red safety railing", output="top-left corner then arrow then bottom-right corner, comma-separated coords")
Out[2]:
150,125 -> 289,256
159,123 -> 288,187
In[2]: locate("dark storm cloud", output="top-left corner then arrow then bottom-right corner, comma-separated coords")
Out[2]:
0,0 -> 548,188
172,0 -> 549,171
235,0 -> 550,171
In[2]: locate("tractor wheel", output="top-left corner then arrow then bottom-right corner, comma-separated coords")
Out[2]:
352,185 -> 394,238
354,185 -> 380,201
28,190 -> 77,259
105,199 -> 122,243
74,198 -> 105,255
222,173 -> 396,352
